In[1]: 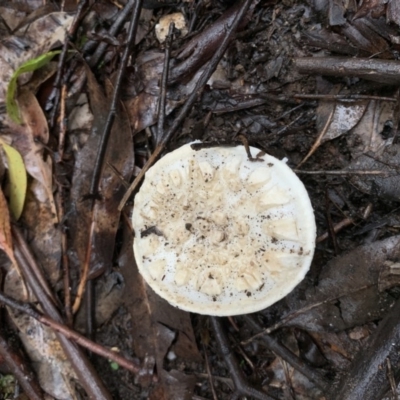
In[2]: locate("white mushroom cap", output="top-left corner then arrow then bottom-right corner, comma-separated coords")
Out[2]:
132,143 -> 316,316
155,13 -> 188,43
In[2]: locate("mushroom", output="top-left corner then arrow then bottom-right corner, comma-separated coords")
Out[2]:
132,143 -> 316,316
155,13 -> 188,43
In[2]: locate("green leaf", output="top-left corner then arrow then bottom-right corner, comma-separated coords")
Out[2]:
6,50 -> 61,124
110,362 -> 119,371
0,141 -> 27,219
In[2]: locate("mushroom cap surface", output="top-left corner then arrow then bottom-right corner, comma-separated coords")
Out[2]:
132,143 -> 316,316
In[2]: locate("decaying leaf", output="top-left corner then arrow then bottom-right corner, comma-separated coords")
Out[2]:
119,226 -> 200,396
345,99 -> 398,200
279,236 -> 400,332
299,80 -> 394,167
316,100 -> 367,143
347,99 -> 393,157
0,140 -> 27,220
21,179 -> 62,286
4,90 -> 58,225
353,0 -> 387,20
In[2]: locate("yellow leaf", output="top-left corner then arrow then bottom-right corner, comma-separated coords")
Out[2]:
0,141 -> 27,219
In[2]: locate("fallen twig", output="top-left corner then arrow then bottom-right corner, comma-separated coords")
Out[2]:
317,217 -> 355,243
294,169 -> 389,176
155,23 -> 174,146
297,104 -> 335,167
293,93 -> 397,102
294,57 -> 400,85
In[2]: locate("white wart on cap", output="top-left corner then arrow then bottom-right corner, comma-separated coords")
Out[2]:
132,143 -> 316,316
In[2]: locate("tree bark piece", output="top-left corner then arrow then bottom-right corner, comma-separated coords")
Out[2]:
294,57 -> 400,85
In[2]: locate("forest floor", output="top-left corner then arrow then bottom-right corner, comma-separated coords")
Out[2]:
1,0 -> 400,399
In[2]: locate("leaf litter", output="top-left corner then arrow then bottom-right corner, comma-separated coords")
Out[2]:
1,0 -> 400,399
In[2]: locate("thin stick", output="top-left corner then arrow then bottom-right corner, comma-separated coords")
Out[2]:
297,104 -> 335,168
202,342 -> 218,400
317,217 -> 354,243
156,22 -> 174,145
57,84 -> 68,162
89,0 -> 143,201
294,169 -> 388,176
50,0 -> 88,128
55,83 -> 73,325
88,0 -> 137,67
72,219 -> 95,313
119,0 -> 254,210
325,188 -> 339,255
293,93 -> 397,102
386,358 -> 397,398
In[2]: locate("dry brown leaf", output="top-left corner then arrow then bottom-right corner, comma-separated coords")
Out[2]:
125,256 -> 201,364
123,52 -> 181,138
0,184 -> 26,294
22,180 -> 62,285
351,18 -> 390,54
353,0 -> 387,20
149,370 -> 197,400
